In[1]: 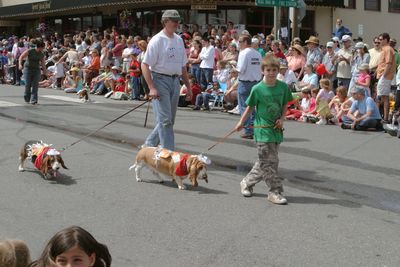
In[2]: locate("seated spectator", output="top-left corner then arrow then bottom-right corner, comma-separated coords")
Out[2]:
224,67 -> 239,112
221,42 -> 238,64
83,49 -> 100,84
193,82 -> 220,111
328,86 -> 349,123
0,239 -> 31,267
179,75 -> 201,106
315,78 -> 335,125
341,87 -> 382,130
285,94 -> 302,120
277,61 -> 297,91
64,67 -> 83,93
29,226 -> 111,267
298,63 -> 319,90
286,44 -> 306,79
213,61 -> 229,84
302,88 -> 319,123
90,66 -> 112,94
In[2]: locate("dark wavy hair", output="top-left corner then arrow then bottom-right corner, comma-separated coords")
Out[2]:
29,226 -> 111,267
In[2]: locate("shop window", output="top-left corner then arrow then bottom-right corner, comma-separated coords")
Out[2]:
92,16 -> 102,30
82,17 -> 92,30
299,10 -> 315,42
345,0 -> 356,8
389,0 -> 400,12
226,10 -> 245,25
364,0 -> 380,11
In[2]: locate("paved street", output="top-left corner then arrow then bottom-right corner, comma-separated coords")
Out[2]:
1,84 -> 400,266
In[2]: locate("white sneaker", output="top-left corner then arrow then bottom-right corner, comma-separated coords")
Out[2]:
267,192 -> 287,205
240,180 -> 252,197
228,105 -> 240,115
316,119 -> 327,125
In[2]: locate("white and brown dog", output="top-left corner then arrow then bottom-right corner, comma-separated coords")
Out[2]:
77,88 -> 90,102
130,147 -> 210,190
18,140 -> 67,179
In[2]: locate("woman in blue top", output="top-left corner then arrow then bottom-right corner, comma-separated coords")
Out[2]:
18,39 -> 47,105
64,67 -> 83,93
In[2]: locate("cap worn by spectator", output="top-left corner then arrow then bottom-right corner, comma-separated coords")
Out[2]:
341,35 -> 352,42
280,61 -> 288,69
251,38 -> 259,44
351,86 -> 365,94
258,33 -> 265,39
331,36 -> 340,42
111,66 -> 119,70
326,41 -> 334,48
355,42 -> 365,49
162,10 -> 181,21
241,30 -> 250,35
293,37 -> 302,43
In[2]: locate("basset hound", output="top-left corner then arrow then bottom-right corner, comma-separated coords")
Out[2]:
130,146 -> 210,190
18,140 -> 67,179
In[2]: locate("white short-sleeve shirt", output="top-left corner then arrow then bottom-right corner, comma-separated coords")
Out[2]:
236,47 -> 262,81
143,30 -> 188,75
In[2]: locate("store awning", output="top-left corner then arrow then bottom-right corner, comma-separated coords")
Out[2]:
304,0 -> 344,7
0,0 -> 140,18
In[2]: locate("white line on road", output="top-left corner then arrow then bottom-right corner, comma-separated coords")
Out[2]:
42,95 -> 102,103
0,100 -> 22,107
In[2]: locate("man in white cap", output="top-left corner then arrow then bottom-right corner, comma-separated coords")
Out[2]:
141,9 -> 192,150
333,34 -> 352,89
322,41 -> 336,85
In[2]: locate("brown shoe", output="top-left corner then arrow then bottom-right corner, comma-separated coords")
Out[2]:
240,133 -> 253,139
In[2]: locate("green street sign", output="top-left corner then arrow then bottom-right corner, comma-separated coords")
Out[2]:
256,0 -> 301,8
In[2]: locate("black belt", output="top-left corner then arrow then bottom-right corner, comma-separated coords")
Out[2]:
153,72 -> 180,78
239,80 -> 258,83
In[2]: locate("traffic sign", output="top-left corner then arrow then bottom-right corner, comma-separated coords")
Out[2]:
256,0 -> 303,8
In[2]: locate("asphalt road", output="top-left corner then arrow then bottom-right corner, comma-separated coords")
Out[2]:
1,85 -> 400,267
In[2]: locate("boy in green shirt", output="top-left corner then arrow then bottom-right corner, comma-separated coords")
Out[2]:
235,54 -> 293,204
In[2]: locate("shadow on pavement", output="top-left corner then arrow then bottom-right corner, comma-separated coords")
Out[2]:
143,179 -> 228,194
287,196 -> 362,208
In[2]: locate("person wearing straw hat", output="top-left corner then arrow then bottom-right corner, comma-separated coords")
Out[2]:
305,36 -> 322,71
286,44 -> 305,78
64,66 -> 83,93
141,9 -> 192,150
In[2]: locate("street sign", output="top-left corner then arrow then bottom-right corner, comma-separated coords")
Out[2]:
255,0 -> 302,8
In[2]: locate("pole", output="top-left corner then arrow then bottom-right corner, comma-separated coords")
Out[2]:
274,6 -> 281,39
292,7 -> 299,39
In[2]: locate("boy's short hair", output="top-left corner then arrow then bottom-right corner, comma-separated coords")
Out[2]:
336,86 -> 347,96
261,53 -> 280,71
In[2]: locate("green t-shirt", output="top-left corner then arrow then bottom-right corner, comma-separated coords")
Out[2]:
246,80 -> 293,143
257,47 -> 266,58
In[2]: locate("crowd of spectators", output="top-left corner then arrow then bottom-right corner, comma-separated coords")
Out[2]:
0,20 -> 399,135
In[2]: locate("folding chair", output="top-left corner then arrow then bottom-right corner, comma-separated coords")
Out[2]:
210,82 -> 228,109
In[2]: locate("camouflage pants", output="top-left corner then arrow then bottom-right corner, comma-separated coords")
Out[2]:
242,142 -> 283,193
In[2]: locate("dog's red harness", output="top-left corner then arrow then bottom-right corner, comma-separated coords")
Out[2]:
34,147 -> 50,170
175,154 -> 189,176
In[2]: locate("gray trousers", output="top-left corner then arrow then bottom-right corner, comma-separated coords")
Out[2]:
242,143 -> 283,193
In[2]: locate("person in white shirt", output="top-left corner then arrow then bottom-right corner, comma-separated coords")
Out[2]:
236,34 -> 262,139
141,10 -> 192,150
199,36 -> 215,90
277,61 -> 297,91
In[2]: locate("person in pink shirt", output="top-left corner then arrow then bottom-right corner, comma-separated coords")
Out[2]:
286,44 -> 305,79
355,63 -> 371,97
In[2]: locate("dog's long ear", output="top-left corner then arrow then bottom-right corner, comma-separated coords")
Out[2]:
40,156 -> 50,176
58,156 -> 68,169
188,158 -> 199,187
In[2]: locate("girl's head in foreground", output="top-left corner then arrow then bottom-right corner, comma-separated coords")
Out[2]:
261,54 -> 280,81
32,226 -> 111,267
319,78 -> 331,91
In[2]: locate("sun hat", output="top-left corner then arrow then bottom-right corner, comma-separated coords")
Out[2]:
292,44 -> 305,55
70,67 -> 80,72
162,10 -> 181,21
358,63 -> 369,71
305,36 -> 319,45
